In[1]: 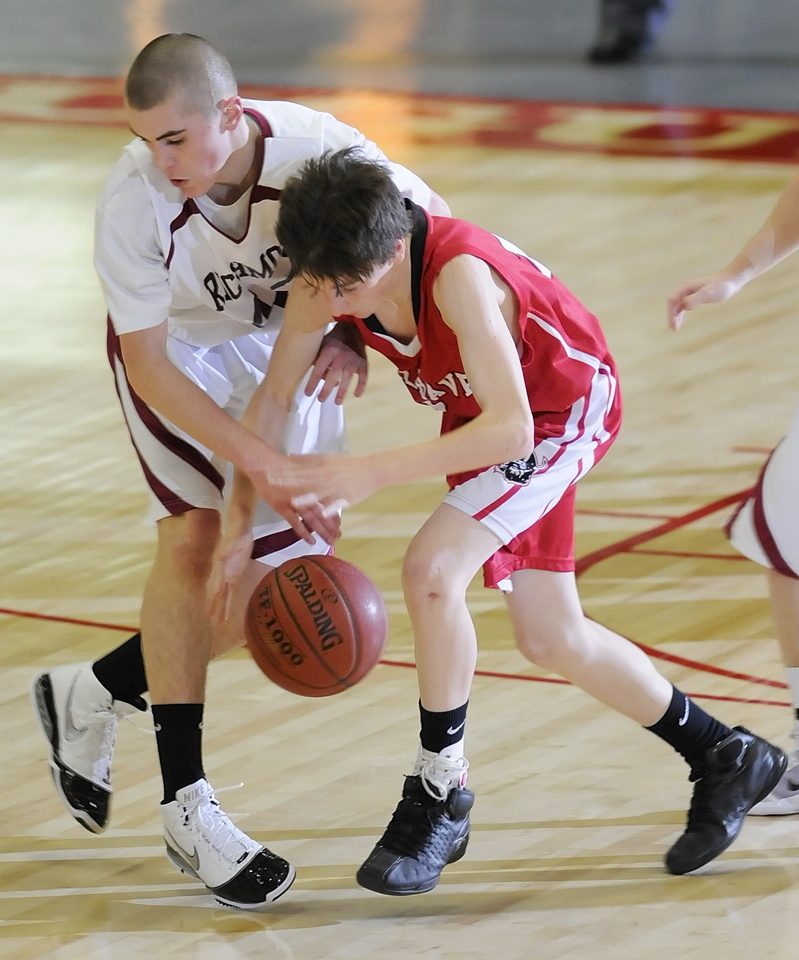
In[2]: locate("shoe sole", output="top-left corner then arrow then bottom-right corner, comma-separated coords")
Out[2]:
30,672 -> 107,835
356,829 -> 470,896
165,843 -> 297,909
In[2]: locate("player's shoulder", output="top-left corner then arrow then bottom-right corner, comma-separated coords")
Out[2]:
243,97 -> 334,139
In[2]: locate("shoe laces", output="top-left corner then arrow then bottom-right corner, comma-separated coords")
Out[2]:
180,788 -> 253,865
70,707 -> 121,780
419,754 -> 469,802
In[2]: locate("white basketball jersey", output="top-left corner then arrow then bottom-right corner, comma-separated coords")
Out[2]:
95,99 -> 434,347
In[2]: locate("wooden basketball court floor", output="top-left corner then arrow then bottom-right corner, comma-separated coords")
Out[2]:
2,82 -> 799,959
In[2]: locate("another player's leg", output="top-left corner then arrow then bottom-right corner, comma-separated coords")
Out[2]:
146,508 -> 295,907
507,569 -> 786,874
749,568 -> 799,815
725,425 -> 799,816
357,506 -> 497,895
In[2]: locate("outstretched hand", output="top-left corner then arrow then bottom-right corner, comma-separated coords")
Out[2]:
244,458 -> 342,546
667,273 -> 741,331
268,453 -> 381,517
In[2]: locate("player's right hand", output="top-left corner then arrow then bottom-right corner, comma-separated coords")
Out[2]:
667,273 -> 741,331
248,466 -> 342,546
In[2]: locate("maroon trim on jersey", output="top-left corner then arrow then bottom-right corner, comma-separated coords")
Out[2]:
244,108 -> 273,140
737,450 -> 799,580
165,201 -> 197,268
106,318 -> 226,513
252,184 -> 281,203
251,527 -> 304,560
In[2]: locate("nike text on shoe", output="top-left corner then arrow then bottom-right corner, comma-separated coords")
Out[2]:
356,775 -> 474,896
665,727 -> 787,875
162,778 -> 295,909
30,663 -> 142,833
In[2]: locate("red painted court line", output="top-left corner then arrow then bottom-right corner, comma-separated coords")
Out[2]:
574,488 -> 754,576
380,660 -> 788,706
0,607 -> 133,632
574,488 -> 790,691
577,508 -> 673,521
630,549 -> 749,561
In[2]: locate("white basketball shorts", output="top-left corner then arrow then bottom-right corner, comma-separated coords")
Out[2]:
726,405 -> 799,579
107,322 -> 346,567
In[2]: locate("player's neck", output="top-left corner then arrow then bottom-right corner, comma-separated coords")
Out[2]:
207,115 -> 260,205
373,239 -> 416,339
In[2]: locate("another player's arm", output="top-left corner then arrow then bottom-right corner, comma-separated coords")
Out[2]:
668,172 -> 799,330
225,280 -> 335,529
119,321 -> 282,480
369,254 -> 533,484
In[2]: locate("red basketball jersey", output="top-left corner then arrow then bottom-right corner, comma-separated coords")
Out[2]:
347,205 -> 621,450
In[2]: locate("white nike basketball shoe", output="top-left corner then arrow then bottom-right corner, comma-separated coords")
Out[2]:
31,662 -> 140,833
749,724 -> 799,816
162,778 -> 296,908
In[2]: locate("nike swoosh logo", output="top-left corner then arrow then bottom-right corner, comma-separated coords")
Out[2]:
165,827 -> 201,873
677,701 -> 690,727
63,673 -> 89,742
447,720 -> 466,736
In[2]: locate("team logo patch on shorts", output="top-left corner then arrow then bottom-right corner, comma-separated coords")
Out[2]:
495,452 -> 547,485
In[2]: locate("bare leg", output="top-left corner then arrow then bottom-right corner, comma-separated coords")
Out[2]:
506,568 -> 672,726
140,509 -> 276,701
767,568 -> 799,669
402,505 -> 502,711
140,510 -> 219,704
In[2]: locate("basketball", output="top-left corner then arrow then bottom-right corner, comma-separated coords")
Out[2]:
245,555 -> 389,697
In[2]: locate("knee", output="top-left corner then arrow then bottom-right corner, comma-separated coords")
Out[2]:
401,545 -> 466,607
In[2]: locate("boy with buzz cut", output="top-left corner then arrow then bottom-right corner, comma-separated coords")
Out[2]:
30,34 -> 447,909
209,147 -> 786,894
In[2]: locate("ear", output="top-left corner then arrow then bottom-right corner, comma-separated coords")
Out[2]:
219,95 -> 244,132
393,237 -> 406,261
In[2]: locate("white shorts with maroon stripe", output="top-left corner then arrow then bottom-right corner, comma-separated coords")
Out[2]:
443,362 -> 620,590
108,323 -> 346,566
726,405 -> 799,579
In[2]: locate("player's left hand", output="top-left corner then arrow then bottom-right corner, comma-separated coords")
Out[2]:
306,323 -> 368,404
207,529 -> 254,624
271,453 -> 380,516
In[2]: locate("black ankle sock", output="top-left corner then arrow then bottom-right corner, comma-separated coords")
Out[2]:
152,703 -> 205,802
92,633 -> 148,709
419,700 -> 469,753
646,685 -> 731,768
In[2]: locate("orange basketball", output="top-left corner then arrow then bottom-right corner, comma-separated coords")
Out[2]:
245,555 -> 389,697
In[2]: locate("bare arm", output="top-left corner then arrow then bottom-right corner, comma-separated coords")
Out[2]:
218,280 -> 335,534
370,255 -> 532,484
119,322 -> 279,477
668,173 -> 799,330
281,255 -> 534,513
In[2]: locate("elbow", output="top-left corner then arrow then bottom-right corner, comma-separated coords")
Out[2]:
500,413 -> 535,463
